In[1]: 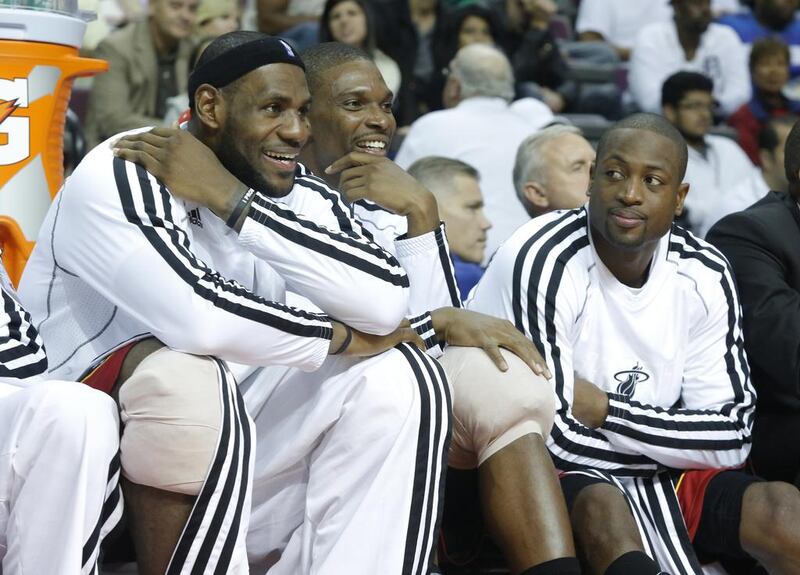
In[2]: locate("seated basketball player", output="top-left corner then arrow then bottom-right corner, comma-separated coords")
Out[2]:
468,113 -> 800,574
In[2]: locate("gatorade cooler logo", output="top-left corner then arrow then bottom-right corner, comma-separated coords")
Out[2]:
0,78 -> 30,166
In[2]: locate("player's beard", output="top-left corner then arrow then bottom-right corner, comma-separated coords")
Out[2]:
216,123 -> 291,197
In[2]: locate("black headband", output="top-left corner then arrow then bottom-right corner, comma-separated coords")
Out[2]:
188,36 -> 305,108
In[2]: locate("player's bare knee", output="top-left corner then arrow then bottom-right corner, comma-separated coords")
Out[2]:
446,347 -> 555,465
118,349 -> 224,496
496,350 -> 556,431
572,484 -> 640,551
742,481 -> 800,556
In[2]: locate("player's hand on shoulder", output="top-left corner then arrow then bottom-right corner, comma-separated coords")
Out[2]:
326,152 -> 439,232
571,376 -> 609,429
112,128 -> 244,218
431,307 -> 551,378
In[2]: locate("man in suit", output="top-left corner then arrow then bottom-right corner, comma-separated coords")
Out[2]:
85,0 -> 198,146
707,118 -> 800,487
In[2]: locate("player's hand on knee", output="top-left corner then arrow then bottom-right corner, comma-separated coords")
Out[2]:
329,321 -> 424,357
430,308 -> 551,378
112,128 -> 246,219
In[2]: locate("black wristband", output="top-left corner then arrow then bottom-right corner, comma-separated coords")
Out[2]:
226,188 -> 255,228
330,324 -> 353,355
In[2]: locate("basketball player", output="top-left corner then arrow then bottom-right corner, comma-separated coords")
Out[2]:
468,112 -> 800,574
0,261 -> 122,574
19,32 -> 449,574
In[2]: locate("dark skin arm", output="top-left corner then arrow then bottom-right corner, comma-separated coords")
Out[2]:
578,31 -> 631,60
572,376 -> 610,429
112,128 -> 253,229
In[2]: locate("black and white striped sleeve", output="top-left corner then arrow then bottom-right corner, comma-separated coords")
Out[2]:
80,158 -> 333,371
0,268 -> 47,380
395,224 -> 462,315
599,233 -> 755,470
469,211 -> 659,477
236,190 -> 410,336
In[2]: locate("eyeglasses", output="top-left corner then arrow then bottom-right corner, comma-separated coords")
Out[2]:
677,101 -> 715,113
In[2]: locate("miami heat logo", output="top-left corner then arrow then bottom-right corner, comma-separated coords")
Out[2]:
613,363 -> 650,397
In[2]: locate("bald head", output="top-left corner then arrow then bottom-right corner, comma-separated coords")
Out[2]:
449,43 -> 514,102
597,113 -> 688,180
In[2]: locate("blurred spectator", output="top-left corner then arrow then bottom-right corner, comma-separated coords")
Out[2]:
194,0 -> 239,36
630,0 -> 751,115
662,71 -> 755,236
162,36 -> 220,126
576,0 -> 672,61
512,125 -> 594,218
706,119 -> 800,487
80,0 -> 147,50
728,37 -> 800,162
429,4 -> 502,110
407,157 -> 492,299
319,0 -> 401,93
718,0 -> 800,77
395,43 -> 543,260
506,0 -> 571,113
257,0 -> 323,50
409,0 -> 444,114
708,114 -> 795,227
85,0 -> 198,147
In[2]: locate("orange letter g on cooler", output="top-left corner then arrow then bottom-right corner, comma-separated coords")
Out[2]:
0,78 -> 30,166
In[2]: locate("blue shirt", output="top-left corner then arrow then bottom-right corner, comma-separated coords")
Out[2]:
452,254 -> 485,302
718,12 -> 800,77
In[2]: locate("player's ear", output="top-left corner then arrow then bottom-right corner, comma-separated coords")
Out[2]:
194,84 -> 224,130
675,182 -> 690,216
524,181 -> 549,209
586,161 -> 596,196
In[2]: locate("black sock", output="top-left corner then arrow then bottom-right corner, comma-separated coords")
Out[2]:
604,550 -> 661,575
520,557 -> 581,575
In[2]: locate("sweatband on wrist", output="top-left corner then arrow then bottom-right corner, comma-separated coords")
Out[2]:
408,312 -> 444,358
331,324 -> 353,355
188,35 -> 305,109
226,188 -> 255,228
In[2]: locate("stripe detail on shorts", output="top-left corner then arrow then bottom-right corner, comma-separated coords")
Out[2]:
82,450 -> 124,574
166,359 -> 254,574
397,344 -> 452,575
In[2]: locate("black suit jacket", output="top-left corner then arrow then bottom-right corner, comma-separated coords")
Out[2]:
707,191 -> 800,413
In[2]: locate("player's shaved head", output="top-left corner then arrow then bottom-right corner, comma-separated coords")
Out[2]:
302,42 -> 373,96
597,113 -> 689,180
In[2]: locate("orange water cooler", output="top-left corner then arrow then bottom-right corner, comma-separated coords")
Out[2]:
0,2 -> 107,285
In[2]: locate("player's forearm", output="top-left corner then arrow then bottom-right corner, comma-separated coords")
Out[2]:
599,393 -> 753,469
397,224 -> 462,315
237,193 -> 411,334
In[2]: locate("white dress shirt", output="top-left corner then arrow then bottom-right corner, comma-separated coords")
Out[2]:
683,134 -> 756,237
630,21 -> 751,114
705,168 -> 770,235
576,0 -> 672,50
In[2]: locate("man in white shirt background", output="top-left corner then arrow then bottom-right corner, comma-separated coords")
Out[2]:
395,43 -> 552,262
661,70 -> 755,236
630,0 -> 751,115
707,113 -> 796,229
576,0 -> 673,62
